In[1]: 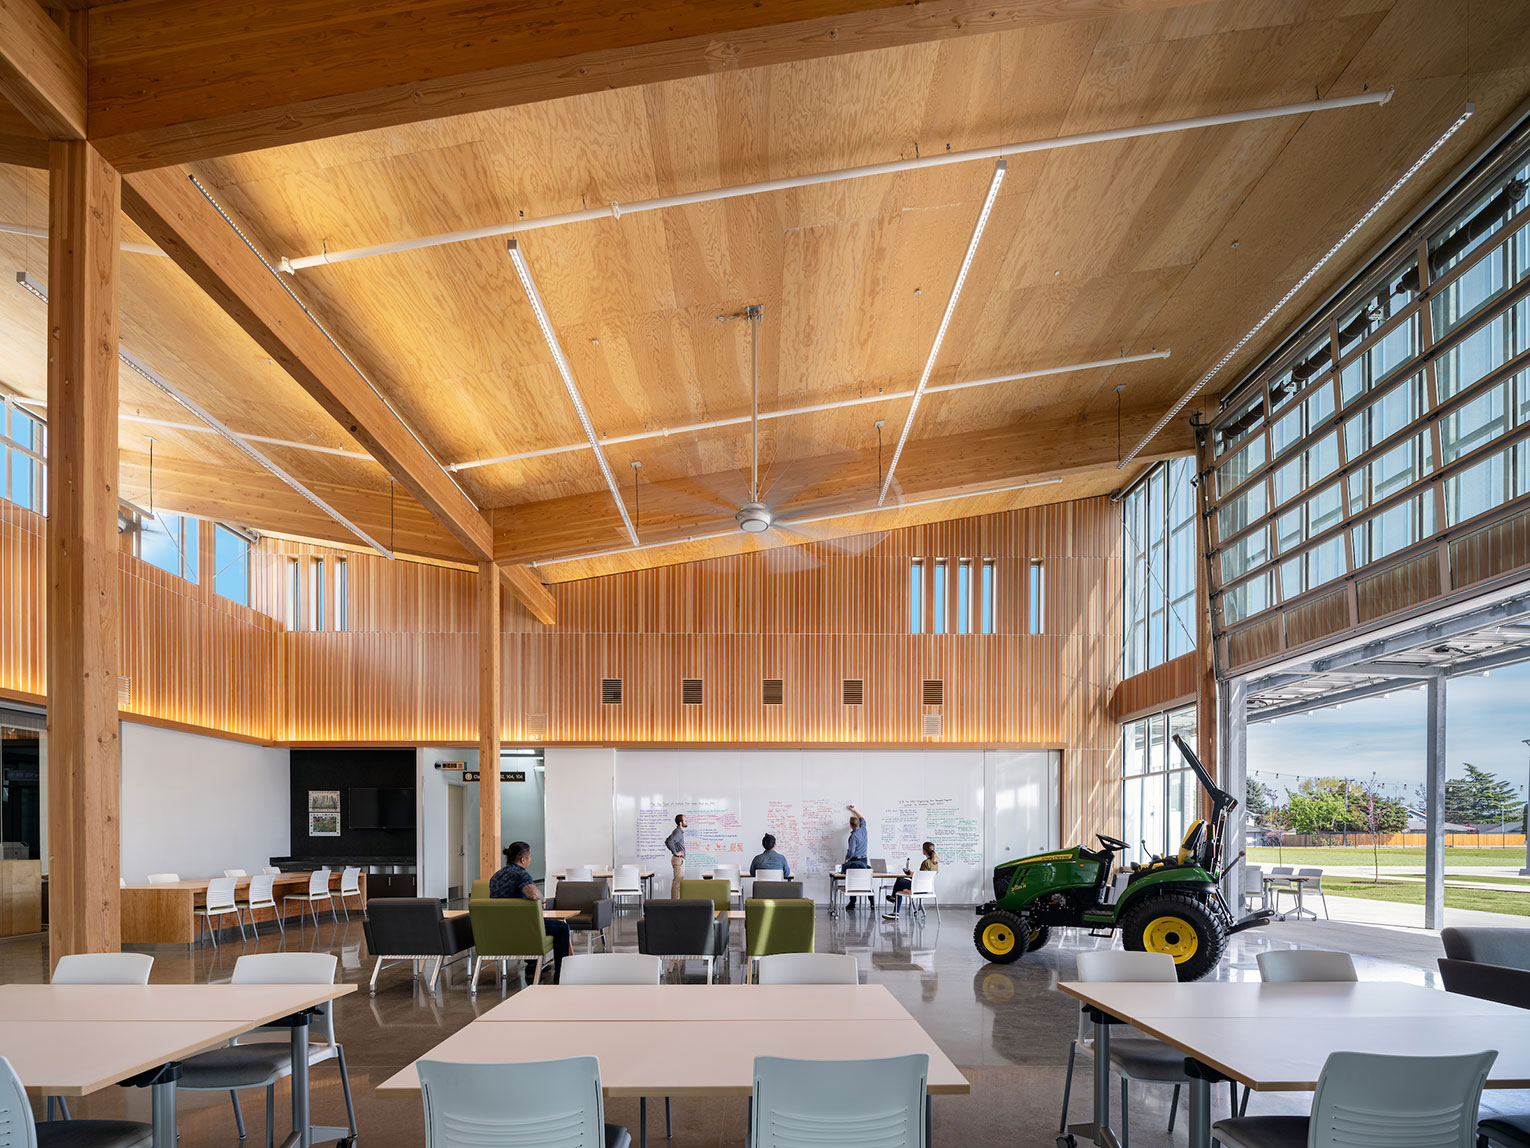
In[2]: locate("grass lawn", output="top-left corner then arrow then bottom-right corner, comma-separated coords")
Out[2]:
1323,878 -> 1530,916
1447,871 -> 1530,886
1248,846 -> 1523,868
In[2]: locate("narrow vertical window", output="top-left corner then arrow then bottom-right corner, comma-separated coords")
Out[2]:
214,525 -> 250,606
1028,560 -> 1045,634
288,559 -> 300,629
981,560 -> 995,634
337,558 -> 349,631
311,558 -> 325,631
909,559 -> 924,634
932,559 -> 948,634
957,560 -> 972,634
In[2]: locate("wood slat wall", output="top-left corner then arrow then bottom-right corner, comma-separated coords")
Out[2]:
1110,651 -> 1198,725
5,498 -> 1124,839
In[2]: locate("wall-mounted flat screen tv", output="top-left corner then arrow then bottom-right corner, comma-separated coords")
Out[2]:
347,787 -> 416,830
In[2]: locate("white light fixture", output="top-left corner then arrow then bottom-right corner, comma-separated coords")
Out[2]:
16,271 -> 394,558
1120,102 -> 1475,468
735,501 -> 773,533
878,160 -> 1006,506
507,240 -> 639,547
447,349 -> 1171,472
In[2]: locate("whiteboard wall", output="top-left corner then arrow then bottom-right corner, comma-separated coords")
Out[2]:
614,748 -> 1057,904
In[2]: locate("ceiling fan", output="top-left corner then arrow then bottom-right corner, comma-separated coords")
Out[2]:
730,303 -> 774,535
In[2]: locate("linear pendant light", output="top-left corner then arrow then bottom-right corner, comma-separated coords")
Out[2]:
447,348 -> 1171,472
878,160 -> 1005,506
279,91 -> 1392,273
15,270 -> 394,558
1119,102 -> 1474,468
507,240 -> 639,546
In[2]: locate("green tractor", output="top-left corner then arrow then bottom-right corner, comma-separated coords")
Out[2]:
974,734 -> 1272,980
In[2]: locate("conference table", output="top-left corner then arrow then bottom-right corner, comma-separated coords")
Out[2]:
562,869 -> 657,898
378,982 -> 968,1145
121,872 -> 365,945
0,982 -> 355,1148
1057,980 -> 1530,1148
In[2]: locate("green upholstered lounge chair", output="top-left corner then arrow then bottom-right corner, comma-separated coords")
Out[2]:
467,898 -> 554,992
745,898 -> 815,981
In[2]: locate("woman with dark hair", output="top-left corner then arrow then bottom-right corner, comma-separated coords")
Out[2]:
883,840 -> 938,919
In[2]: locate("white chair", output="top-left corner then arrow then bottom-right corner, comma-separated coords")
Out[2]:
176,953 -> 358,1148
1264,865 -> 1296,916
282,868 -> 336,926
1256,949 -> 1357,983
197,877 -> 247,947
1241,864 -> 1266,912
560,953 -> 663,985
1061,951 -> 1222,1144
0,1055 -> 153,1148
756,953 -> 858,985
238,874 -> 284,938
839,867 -> 875,915
337,866 -> 363,919
224,868 -> 248,878
566,865 -> 595,881
713,865 -> 742,908
1293,867 -> 1330,919
1213,1050 -> 1495,1148
47,952 -> 156,1121
894,869 -> 938,921
262,867 -> 282,876
611,864 -> 644,910
751,1054 -> 928,1148
751,867 -> 785,898
53,953 -> 153,984
417,1057 -> 630,1148
146,872 -> 180,884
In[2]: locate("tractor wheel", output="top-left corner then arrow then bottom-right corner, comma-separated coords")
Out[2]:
1120,893 -> 1227,981
1026,926 -> 1052,952
973,910 -> 1028,964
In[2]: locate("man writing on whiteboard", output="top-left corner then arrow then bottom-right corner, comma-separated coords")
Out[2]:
665,813 -> 688,898
842,804 -> 871,910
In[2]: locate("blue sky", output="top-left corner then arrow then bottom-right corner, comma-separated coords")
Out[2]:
1247,659 -> 1530,807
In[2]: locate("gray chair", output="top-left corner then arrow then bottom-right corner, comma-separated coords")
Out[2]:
1480,1114 -> 1530,1148
1442,927 -> 1530,972
752,880 -> 804,900
551,879 -> 614,951
636,899 -> 718,983
1438,957 -> 1530,1009
362,898 -> 475,994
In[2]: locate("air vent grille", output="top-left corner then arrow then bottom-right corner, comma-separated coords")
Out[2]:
526,713 -> 548,739
762,679 -> 784,706
681,678 -> 703,706
842,679 -> 864,706
922,713 -> 943,738
922,679 -> 944,707
118,676 -> 131,706
601,678 -> 623,705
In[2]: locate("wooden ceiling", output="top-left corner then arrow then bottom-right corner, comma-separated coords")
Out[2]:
1,0 -> 1528,580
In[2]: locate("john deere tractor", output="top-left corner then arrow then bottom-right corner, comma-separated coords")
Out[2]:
974,734 -> 1271,980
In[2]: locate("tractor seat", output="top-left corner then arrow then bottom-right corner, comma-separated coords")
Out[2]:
1176,820 -> 1211,869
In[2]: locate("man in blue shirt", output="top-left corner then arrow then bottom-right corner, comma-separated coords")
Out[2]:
488,840 -> 570,982
748,834 -> 794,881
665,813 -> 688,898
842,804 -> 871,910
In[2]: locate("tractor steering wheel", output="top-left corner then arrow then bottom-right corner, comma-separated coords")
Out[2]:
1096,833 -> 1130,852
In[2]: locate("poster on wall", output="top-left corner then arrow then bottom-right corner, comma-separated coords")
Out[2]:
308,790 -> 340,813
308,811 -> 340,836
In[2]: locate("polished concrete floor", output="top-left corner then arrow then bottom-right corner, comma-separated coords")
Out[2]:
4,902 -> 1524,1147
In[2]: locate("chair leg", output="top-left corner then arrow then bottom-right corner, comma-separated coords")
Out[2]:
640,1098 -> 647,1148
665,1096 -> 673,1139
1239,1085 -> 1250,1117
335,1044 -> 358,1137
468,956 -> 481,994
369,958 -> 385,996
235,908 -> 247,943
1121,1078 -> 1129,1148
1059,1043 -> 1076,1133
265,1087 -> 275,1148
275,905 -> 285,939
1168,1084 -> 1180,1133
427,956 -> 443,993
231,1090 -> 246,1140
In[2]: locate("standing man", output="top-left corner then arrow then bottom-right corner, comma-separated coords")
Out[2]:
489,840 -> 570,983
842,804 -> 871,910
666,813 -> 688,898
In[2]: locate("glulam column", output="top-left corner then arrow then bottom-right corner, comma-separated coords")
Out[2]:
478,560 -> 502,880
46,139 -> 123,963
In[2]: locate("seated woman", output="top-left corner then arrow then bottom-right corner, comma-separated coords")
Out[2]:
884,841 -> 938,919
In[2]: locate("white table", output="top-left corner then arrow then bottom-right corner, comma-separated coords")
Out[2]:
1057,980 -> 1530,1148
0,983 -> 354,1148
378,983 -> 967,1146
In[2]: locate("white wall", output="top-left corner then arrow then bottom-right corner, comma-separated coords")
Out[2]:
119,722 -> 290,882
417,747 -> 475,900
545,748 -> 615,876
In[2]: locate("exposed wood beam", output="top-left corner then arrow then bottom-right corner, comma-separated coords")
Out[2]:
46,139 -> 121,962
500,563 -> 557,627
120,166 -> 496,562
84,0 -> 1219,172
478,559 -> 502,882
0,0 -> 85,139
492,405 -> 1193,567
0,96 -> 47,166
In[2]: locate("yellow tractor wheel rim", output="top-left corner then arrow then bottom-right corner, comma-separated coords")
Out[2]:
982,922 -> 1017,956
1029,929 -> 1045,944
1143,915 -> 1199,963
